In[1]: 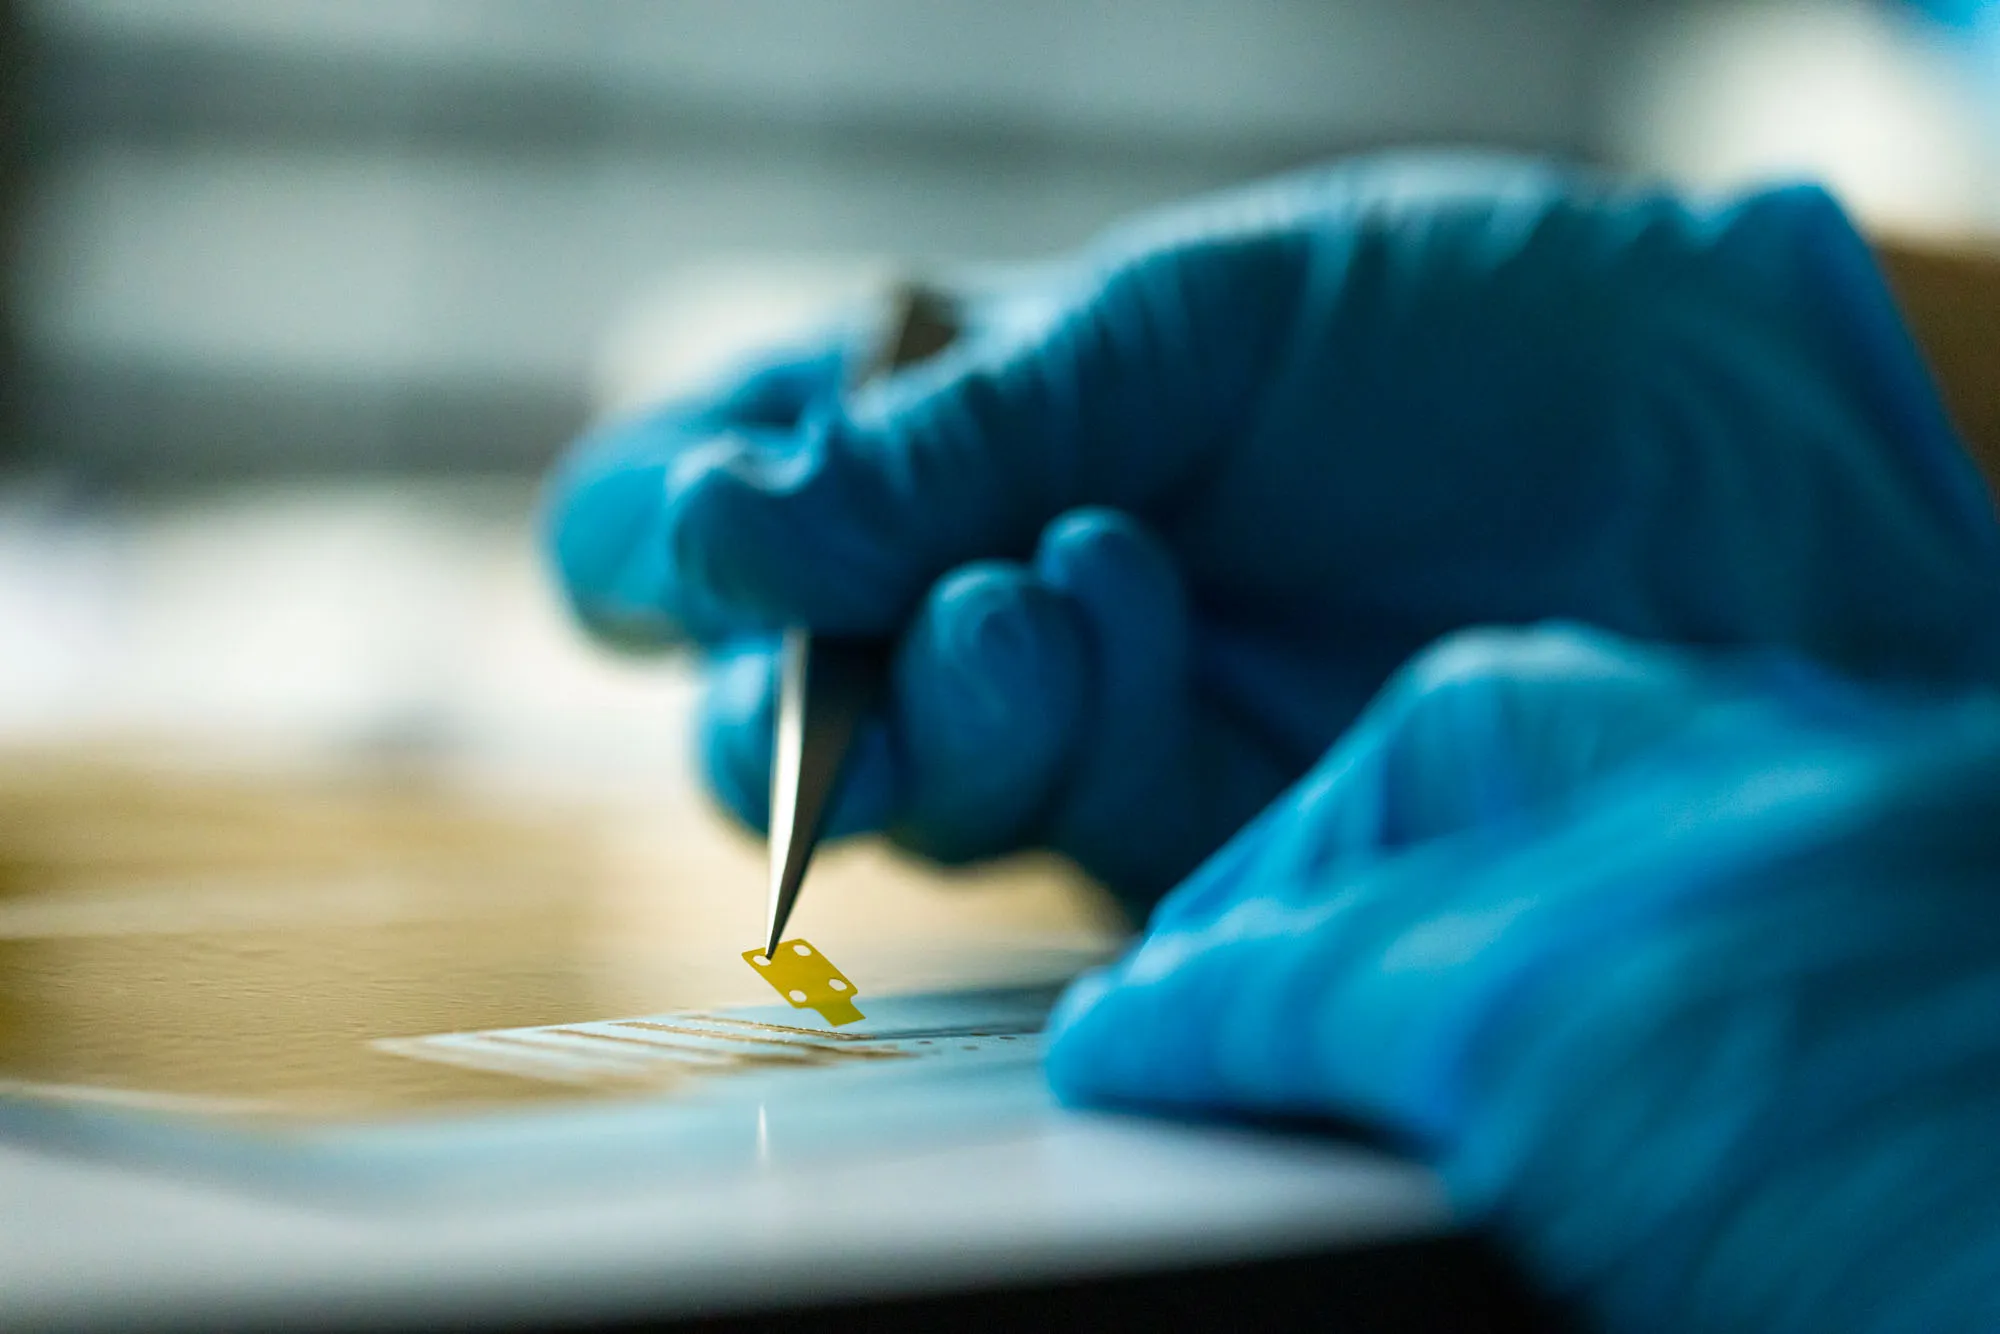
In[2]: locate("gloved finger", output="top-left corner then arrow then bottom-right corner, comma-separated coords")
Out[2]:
1029,507 -> 1293,910
694,509 -> 1223,880
885,560 -> 1090,863
655,249 -> 1289,636
542,343 -> 848,648
695,638 -> 898,840
694,557 -> 1096,856
1042,857 -> 1428,1134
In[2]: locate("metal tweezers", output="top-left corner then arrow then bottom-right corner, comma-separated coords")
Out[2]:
763,284 -> 959,959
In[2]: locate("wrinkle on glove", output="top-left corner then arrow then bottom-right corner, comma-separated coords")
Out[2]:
545,154 -> 2000,913
1048,626 -> 2000,1334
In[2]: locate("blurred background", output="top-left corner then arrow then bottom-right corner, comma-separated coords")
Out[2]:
8,0 -> 2000,753
13,0 -> 2000,488
3,0 -> 2000,1110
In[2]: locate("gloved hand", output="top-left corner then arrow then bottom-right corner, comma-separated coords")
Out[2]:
545,154 -> 2000,913
1047,624 -> 2000,1334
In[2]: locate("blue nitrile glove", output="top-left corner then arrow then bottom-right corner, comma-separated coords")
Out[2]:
544,154 -> 2000,914
1909,0 -> 1993,28
1047,624 -> 2000,1334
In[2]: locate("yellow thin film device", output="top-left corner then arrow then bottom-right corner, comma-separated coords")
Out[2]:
742,939 -> 864,1026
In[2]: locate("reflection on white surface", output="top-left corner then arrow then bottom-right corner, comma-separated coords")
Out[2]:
0,1109 -> 1446,1330
0,983 -> 1448,1329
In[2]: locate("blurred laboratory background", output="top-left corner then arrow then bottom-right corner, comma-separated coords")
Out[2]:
3,0 -> 2000,1096
9,0 -> 2000,796
13,0 -> 2000,489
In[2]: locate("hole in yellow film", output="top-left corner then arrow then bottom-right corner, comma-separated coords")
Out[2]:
741,939 -> 864,1026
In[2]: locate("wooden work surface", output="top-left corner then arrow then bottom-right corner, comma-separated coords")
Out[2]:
0,745 -> 1121,1120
